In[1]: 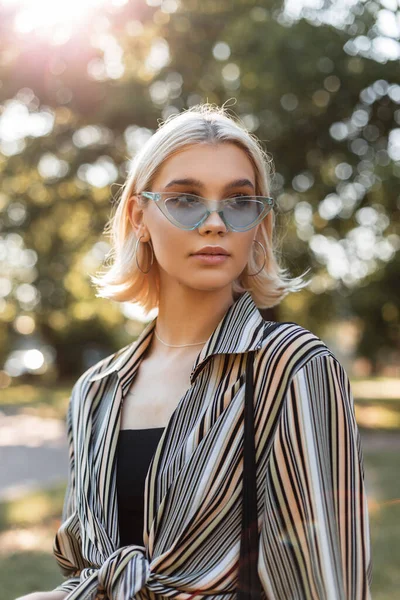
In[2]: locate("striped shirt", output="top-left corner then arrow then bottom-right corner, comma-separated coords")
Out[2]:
52,291 -> 372,599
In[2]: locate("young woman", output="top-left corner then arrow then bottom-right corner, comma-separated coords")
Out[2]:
18,104 -> 372,600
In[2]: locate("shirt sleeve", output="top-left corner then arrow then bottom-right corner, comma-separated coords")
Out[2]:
51,392 -> 86,595
258,353 -> 372,600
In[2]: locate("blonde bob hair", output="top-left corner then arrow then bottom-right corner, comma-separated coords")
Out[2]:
90,103 -> 310,314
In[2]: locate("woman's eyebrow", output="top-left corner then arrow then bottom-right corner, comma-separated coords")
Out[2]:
164,177 -> 255,191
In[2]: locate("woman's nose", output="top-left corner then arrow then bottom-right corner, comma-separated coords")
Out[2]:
197,209 -> 228,233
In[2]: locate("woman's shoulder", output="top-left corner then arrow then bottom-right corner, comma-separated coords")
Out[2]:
256,320 -> 336,376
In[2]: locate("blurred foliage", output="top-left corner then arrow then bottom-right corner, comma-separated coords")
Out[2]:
0,0 -> 399,378
0,383 -> 71,418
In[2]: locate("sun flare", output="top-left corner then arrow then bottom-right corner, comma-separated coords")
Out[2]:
2,0 -> 127,42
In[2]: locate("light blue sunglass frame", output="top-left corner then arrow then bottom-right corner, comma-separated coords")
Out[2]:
139,191 -> 275,232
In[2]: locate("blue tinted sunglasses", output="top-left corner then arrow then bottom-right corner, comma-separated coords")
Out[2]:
139,192 -> 274,232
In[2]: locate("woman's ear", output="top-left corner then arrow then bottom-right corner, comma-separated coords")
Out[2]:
127,195 -> 146,236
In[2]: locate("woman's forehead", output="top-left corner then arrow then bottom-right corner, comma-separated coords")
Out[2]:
152,143 -> 256,190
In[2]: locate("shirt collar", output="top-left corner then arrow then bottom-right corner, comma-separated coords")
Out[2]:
87,290 -> 266,385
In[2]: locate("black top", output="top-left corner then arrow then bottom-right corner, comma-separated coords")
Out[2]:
116,427 -> 165,547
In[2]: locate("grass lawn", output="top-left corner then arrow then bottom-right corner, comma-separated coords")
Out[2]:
363,448 -> 400,599
0,483 -> 67,600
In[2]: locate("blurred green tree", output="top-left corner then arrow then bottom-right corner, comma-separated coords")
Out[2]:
0,0 -> 398,377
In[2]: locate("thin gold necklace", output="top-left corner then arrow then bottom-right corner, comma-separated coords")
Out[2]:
154,328 -> 208,348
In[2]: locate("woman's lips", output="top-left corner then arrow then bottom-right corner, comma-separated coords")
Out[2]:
190,254 -> 229,264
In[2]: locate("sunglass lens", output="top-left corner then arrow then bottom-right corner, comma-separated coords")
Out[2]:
164,195 -> 267,230
223,198 -> 264,229
165,196 -> 206,227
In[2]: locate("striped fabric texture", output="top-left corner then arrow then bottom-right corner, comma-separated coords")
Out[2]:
52,291 -> 372,600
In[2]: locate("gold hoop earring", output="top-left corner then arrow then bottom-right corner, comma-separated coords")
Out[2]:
135,234 -> 154,274
247,239 -> 266,277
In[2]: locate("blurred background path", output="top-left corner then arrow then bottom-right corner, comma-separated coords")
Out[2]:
0,409 -> 68,502
1,405 -> 400,502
